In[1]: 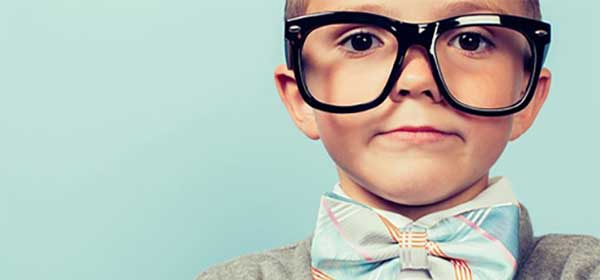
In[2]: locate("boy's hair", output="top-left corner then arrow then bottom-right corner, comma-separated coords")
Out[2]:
284,0 -> 542,20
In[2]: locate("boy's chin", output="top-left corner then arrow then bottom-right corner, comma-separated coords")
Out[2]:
374,183 -> 459,206
361,172 -> 487,207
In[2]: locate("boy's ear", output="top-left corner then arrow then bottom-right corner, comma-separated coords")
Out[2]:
274,64 -> 320,140
509,68 -> 552,141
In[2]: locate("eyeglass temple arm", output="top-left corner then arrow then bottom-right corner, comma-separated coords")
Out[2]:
284,39 -> 295,70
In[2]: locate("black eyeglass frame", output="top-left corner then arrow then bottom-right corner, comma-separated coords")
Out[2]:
284,11 -> 551,116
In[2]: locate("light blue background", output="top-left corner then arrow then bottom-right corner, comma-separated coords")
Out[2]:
1,1 -> 598,279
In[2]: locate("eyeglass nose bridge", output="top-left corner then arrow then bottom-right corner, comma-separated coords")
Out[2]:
390,21 -> 439,63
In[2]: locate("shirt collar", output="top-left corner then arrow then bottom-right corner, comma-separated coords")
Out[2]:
332,176 -> 519,229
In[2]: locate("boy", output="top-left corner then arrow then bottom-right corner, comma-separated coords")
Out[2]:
198,0 -> 600,279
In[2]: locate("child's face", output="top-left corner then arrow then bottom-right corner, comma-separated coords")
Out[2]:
275,0 -> 551,213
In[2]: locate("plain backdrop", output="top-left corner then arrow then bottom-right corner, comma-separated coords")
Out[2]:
1,1 -> 599,279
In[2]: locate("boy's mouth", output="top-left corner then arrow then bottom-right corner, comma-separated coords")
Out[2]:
376,126 -> 461,144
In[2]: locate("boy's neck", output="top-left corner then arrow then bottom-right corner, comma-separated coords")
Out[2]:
337,174 -> 490,221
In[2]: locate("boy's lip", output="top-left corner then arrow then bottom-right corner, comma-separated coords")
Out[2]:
380,126 -> 451,135
376,125 -> 464,142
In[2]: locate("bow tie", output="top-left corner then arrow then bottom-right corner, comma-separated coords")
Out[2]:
310,192 -> 520,280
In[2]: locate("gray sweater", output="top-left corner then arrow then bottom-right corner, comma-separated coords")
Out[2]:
197,208 -> 600,279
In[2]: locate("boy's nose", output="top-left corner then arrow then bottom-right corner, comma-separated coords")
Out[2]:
389,46 -> 443,104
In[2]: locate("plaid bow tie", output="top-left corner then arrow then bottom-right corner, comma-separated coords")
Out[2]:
310,192 -> 520,280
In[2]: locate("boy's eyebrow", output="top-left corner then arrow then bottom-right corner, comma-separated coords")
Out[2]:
332,3 -> 388,15
437,1 -> 512,17
330,1 -> 512,20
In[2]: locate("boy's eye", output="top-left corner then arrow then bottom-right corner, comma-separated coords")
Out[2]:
449,32 -> 494,53
340,32 -> 383,53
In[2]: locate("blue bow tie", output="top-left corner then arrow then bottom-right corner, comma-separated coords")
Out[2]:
310,192 -> 520,280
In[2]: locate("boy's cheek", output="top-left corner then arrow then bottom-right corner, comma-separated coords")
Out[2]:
457,111 -> 514,135
314,110 -> 378,139
462,117 -> 514,161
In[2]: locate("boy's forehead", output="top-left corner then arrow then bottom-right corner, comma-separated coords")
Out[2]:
305,0 -> 525,22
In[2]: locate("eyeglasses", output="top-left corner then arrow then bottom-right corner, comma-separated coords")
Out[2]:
284,11 -> 551,116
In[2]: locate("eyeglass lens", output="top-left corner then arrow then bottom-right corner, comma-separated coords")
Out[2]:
300,23 -> 534,109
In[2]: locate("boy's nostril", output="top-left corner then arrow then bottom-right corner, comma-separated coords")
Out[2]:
392,89 -> 442,104
397,90 -> 435,99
